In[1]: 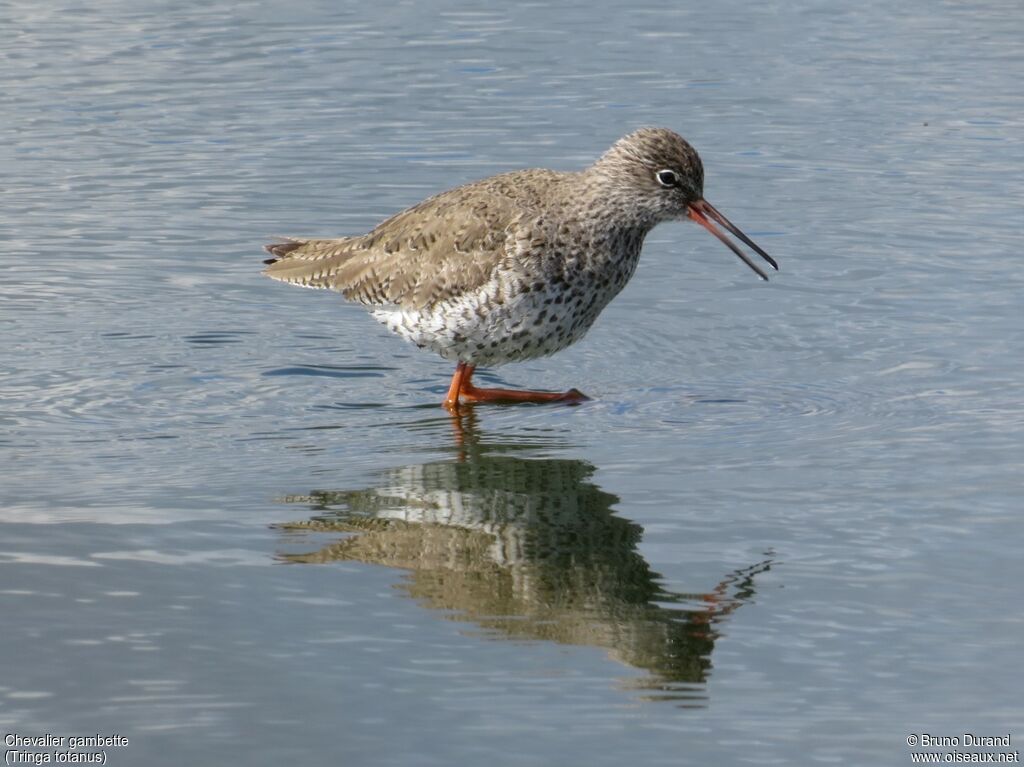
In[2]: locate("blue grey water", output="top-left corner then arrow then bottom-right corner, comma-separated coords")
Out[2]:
2,0 -> 1022,764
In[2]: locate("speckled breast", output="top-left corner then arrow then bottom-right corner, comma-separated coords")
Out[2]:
374,229 -> 646,367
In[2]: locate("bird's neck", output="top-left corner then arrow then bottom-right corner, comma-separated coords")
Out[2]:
573,168 -> 661,238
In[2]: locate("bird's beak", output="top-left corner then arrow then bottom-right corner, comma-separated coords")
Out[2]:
687,199 -> 779,281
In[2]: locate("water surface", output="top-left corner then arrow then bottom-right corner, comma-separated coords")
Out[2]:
2,1 -> 1022,765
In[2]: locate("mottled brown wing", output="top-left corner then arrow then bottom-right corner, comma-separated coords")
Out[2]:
262,174 -> 546,310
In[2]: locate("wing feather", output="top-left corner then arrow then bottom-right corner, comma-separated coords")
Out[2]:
262,170 -> 560,310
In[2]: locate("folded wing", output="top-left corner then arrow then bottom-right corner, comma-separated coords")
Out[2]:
263,175 -> 547,310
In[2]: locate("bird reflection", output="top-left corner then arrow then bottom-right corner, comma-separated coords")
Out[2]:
275,410 -> 771,703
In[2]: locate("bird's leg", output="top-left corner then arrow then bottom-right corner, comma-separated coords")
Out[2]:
443,362 -> 473,412
450,364 -> 588,406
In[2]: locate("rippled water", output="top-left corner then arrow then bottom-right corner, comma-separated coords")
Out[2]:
3,0 -> 1022,764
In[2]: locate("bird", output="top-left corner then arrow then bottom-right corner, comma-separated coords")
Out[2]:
262,127 -> 778,411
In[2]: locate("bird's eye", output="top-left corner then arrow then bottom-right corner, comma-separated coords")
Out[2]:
656,169 -> 679,188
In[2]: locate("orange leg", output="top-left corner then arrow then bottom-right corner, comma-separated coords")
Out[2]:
442,362 -> 588,412
443,362 -> 473,411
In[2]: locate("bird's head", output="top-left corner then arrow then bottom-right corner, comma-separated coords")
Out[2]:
591,127 -> 779,280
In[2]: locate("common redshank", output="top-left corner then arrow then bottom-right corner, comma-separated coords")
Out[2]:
263,127 -> 778,411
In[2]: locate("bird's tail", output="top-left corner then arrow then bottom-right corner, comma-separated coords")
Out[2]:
262,237 -> 368,292
262,238 -> 306,265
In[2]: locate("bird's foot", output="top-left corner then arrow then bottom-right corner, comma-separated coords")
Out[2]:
442,362 -> 588,412
459,385 -> 589,406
